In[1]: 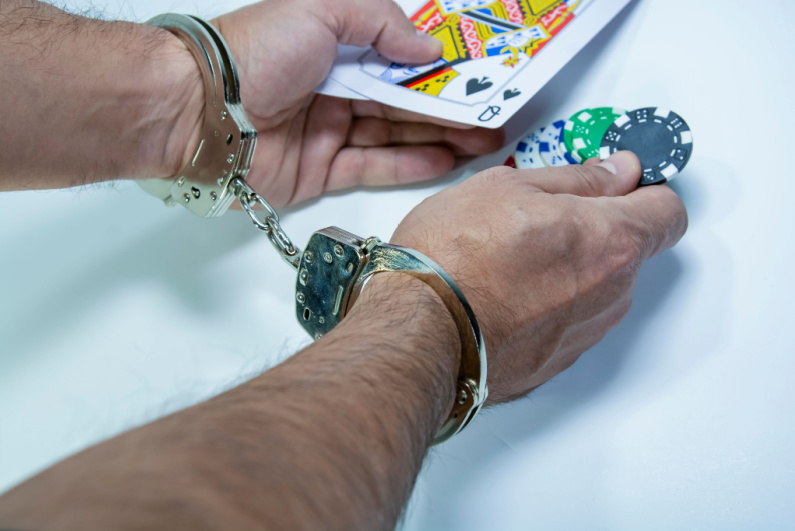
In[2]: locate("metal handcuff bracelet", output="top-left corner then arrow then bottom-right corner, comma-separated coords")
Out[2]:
139,14 -> 487,444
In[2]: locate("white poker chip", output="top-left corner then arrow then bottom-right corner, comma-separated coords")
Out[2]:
538,120 -> 578,167
514,127 -> 547,169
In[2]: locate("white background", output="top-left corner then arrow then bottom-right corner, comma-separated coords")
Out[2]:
2,0 -> 794,529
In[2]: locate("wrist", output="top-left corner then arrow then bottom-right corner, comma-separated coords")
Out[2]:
234,273 -> 462,527
0,5 -> 205,190
338,273 -> 462,434
140,26 -> 204,181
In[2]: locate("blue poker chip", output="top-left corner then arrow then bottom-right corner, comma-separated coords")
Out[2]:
599,107 -> 693,185
539,120 -> 578,167
514,127 -> 547,169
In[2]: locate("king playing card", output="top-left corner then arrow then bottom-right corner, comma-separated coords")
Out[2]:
320,0 -> 631,128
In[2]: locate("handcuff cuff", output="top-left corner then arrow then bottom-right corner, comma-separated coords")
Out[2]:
139,14 -> 487,444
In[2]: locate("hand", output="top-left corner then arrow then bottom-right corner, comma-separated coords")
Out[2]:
391,152 -> 688,404
209,0 -> 504,208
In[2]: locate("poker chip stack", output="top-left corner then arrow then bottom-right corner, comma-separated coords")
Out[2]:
506,107 -> 693,186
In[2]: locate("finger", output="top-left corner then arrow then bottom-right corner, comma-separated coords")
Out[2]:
583,156 -> 601,167
347,117 -> 504,155
351,100 -> 475,129
324,0 -> 441,63
325,145 -> 454,190
615,184 -> 689,260
526,151 -> 642,197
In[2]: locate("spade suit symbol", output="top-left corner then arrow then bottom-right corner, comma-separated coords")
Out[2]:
466,77 -> 493,96
503,89 -> 521,100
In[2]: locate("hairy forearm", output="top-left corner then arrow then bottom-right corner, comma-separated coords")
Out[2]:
0,0 -> 202,190
0,275 -> 460,530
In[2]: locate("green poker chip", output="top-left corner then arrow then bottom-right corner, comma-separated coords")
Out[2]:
563,107 -> 627,163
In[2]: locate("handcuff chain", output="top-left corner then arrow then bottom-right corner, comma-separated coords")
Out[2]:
231,177 -> 302,270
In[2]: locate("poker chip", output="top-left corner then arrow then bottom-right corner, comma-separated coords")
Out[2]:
539,120 -> 579,167
564,107 -> 626,162
511,105 -> 693,186
514,127 -> 547,169
599,107 -> 693,185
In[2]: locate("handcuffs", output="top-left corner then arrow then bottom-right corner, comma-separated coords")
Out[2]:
139,14 -> 487,444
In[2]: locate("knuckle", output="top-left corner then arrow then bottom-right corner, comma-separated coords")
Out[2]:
475,165 -> 516,188
315,0 -> 341,17
654,186 -> 689,246
672,194 -> 689,238
606,296 -> 634,329
377,0 -> 409,26
611,265 -> 639,299
583,208 -> 645,282
618,296 -> 633,319
616,226 -> 647,269
311,0 -> 347,36
365,119 -> 391,145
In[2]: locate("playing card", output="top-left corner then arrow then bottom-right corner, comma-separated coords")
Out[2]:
318,0 -> 631,128
314,74 -> 368,100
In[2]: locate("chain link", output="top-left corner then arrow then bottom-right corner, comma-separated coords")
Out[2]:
231,178 -> 302,270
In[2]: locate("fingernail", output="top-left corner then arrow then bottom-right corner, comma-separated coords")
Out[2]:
598,151 -> 638,176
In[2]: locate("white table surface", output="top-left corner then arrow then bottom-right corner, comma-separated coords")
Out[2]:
2,0 -> 794,529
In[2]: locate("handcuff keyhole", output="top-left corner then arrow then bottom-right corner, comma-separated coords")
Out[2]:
226,134 -> 233,145
303,308 -> 311,321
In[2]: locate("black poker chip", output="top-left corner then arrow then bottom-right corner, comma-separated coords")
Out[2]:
599,107 -> 693,186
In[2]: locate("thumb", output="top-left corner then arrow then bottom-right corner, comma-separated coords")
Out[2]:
329,0 -> 442,63
525,151 -> 642,197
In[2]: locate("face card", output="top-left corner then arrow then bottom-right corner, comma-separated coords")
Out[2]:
319,0 -> 631,128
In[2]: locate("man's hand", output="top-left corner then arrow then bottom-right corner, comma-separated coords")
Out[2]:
200,0 -> 504,207
0,1 -> 688,528
393,151 -> 688,403
0,0 -> 502,194
0,152 -> 687,529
